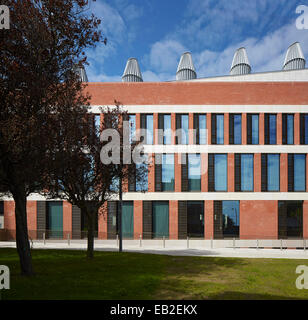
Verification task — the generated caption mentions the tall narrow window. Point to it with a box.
[222,201,239,238]
[282,114,294,145]
[193,114,207,145]
[214,154,227,191]
[94,114,101,137]
[188,154,201,191]
[247,114,259,144]
[216,115,224,144]
[140,114,153,144]
[267,154,280,191]
[300,114,308,145]
[163,114,171,145]
[289,154,306,192]
[241,154,254,191]
[128,114,136,143]
[136,157,148,192]
[176,114,189,144]
[162,154,174,191]
[229,114,242,144]
[265,114,277,144]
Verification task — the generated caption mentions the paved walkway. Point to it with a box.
[1,241,308,259]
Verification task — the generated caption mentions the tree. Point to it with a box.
[44,104,148,258]
[0,0,105,275]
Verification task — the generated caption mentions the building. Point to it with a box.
[1,42,308,241]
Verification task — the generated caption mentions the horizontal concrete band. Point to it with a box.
[3,192,308,201]
[90,105,308,114]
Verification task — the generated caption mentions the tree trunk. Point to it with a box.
[12,188,34,276]
[86,210,94,259]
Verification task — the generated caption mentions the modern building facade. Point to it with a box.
[1,42,308,241]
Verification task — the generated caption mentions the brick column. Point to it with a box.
[306,154,308,192]
[277,113,282,145]
[228,153,234,192]
[294,113,300,145]
[153,113,158,145]
[27,201,37,239]
[259,113,264,145]
[174,153,181,192]
[207,113,211,145]
[189,113,194,145]
[204,200,214,239]
[303,201,308,239]
[171,113,176,145]
[254,153,261,192]
[224,113,229,145]
[134,200,143,239]
[63,201,72,239]
[201,153,208,192]
[169,200,178,239]
[4,201,15,239]
[148,153,155,192]
[242,113,247,145]
[98,202,107,239]
[280,154,288,192]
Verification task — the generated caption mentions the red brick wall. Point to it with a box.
[27,201,37,239]
[228,153,234,192]
[98,202,107,239]
[169,200,178,239]
[201,153,208,192]
[174,154,181,192]
[240,200,278,239]
[63,201,72,239]
[280,154,288,192]
[303,201,308,239]
[294,113,300,145]
[134,200,143,239]
[224,113,229,145]
[4,201,15,238]
[204,200,214,239]
[242,113,247,145]
[254,154,261,192]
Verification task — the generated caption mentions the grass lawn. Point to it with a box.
[1,248,308,300]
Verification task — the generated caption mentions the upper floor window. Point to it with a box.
[247,114,259,145]
[300,114,308,145]
[176,114,189,145]
[211,114,224,145]
[264,114,277,145]
[235,154,254,191]
[282,114,294,145]
[208,154,227,191]
[261,154,280,191]
[162,154,174,191]
[158,114,171,145]
[229,114,242,145]
[128,114,136,143]
[194,114,207,144]
[288,154,306,192]
[188,154,201,191]
[140,114,153,144]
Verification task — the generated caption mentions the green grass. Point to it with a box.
[1,248,308,300]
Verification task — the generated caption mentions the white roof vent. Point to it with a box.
[122,58,143,82]
[230,47,251,75]
[75,66,88,82]
[176,52,197,80]
[283,42,306,71]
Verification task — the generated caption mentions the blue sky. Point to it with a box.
[85,0,308,82]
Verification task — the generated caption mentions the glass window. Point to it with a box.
[188,154,201,191]
[146,115,153,145]
[181,114,189,145]
[122,202,134,238]
[94,114,101,137]
[294,154,306,191]
[216,115,224,144]
[222,201,239,237]
[267,154,280,191]
[152,202,169,238]
[287,115,294,145]
[162,154,174,191]
[269,114,277,144]
[136,158,148,192]
[199,115,207,145]
[128,114,136,143]
[234,115,242,144]
[252,114,259,144]
[241,154,253,191]
[163,115,171,145]
[214,154,227,191]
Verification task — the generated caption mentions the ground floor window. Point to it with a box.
[46,201,63,238]
[187,201,204,238]
[152,201,169,238]
[278,201,303,238]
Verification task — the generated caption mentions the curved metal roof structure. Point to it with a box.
[230,47,251,76]
[122,58,143,82]
[176,52,197,80]
[283,42,306,71]
[75,66,88,82]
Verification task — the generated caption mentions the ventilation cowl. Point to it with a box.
[230,47,251,75]
[75,66,88,82]
[283,42,306,71]
[176,52,197,80]
[122,58,143,82]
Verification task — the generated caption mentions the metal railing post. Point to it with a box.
[280,239,283,251]
[163,236,165,248]
[233,237,235,249]
[187,236,189,249]
[116,234,119,247]
[67,233,70,246]
[43,232,46,245]
[139,234,142,247]
[211,237,213,249]
[304,239,306,252]
[257,239,259,250]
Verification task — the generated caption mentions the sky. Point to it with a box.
[84,0,308,82]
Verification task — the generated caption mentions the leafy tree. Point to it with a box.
[0,0,105,275]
